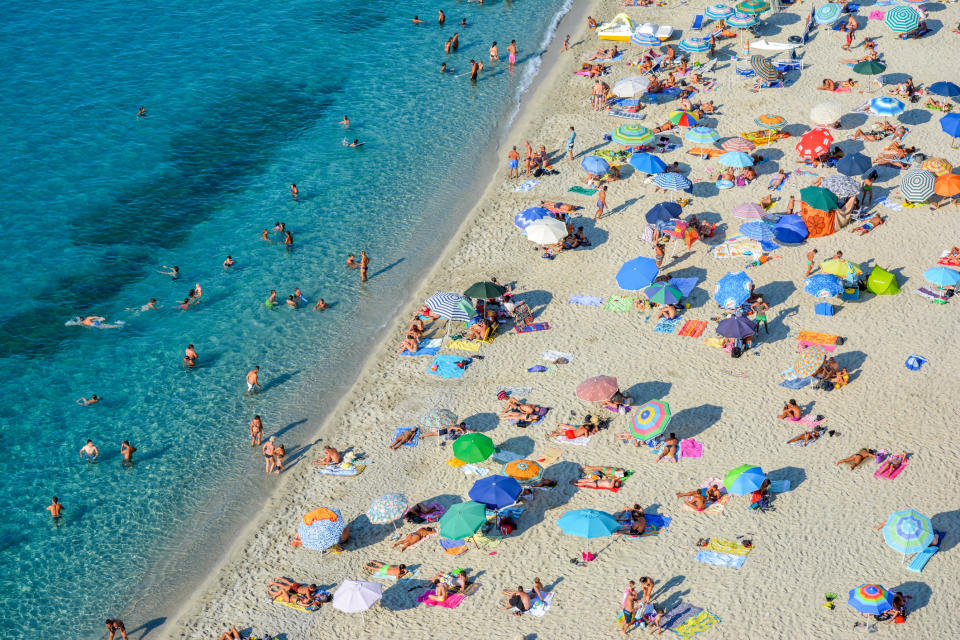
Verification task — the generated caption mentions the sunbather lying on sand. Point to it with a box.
[587,46,619,60]
[768,169,787,190]
[432,569,470,592]
[924,97,953,111]
[501,396,542,418]
[571,476,623,489]
[363,561,409,578]
[218,628,242,640]
[836,448,876,470]
[787,426,825,445]
[580,465,628,478]
[421,422,470,439]
[676,485,722,510]
[405,503,442,522]
[392,526,436,551]
[389,427,419,449]
[540,200,579,213]
[614,503,647,534]
[549,422,598,439]
[778,399,802,421]
[268,578,317,603]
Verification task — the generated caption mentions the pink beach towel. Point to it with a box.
[869,10,885,19]
[875,456,908,480]
[797,339,837,353]
[417,591,467,608]
[680,439,703,459]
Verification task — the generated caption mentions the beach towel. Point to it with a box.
[674,611,722,640]
[541,350,575,363]
[703,337,725,348]
[780,376,813,389]
[768,173,790,190]
[417,591,467,609]
[439,537,469,556]
[797,330,840,345]
[496,386,533,398]
[593,53,624,62]
[869,10,885,19]
[695,551,747,568]
[915,287,949,304]
[515,322,550,333]
[604,295,635,312]
[461,464,491,477]
[622,513,673,538]
[678,320,708,338]
[569,295,604,306]
[568,185,597,195]
[907,532,943,573]
[669,277,699,297]
[513,180,540,192]
[446,338,482,352]
[317,464,365,477]
[446,457,466,468]
[705,539,752,556]
[428,354,470,379]
[401,338,442,356]
[875,456,908,479]
[679,438,703,459]
[527,592,554,617]
[660,602,705,632]
[938,258,960,267]
[654,317,682,333]
[878,197,903,211]
[608,108,648,120]
[537,447,563,466]
[554,435,593,446]
[371,567,420,582]
[393,427,419,447]
[273,595,320,612]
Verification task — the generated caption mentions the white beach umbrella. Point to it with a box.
[810,102,842,126]
[613,76,651,98]
[525,218,568,244]
[333,580,382,614]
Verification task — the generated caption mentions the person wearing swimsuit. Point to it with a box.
[263,437,276,473]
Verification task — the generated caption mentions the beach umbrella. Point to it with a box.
[739,221,775,241]
[869,97,904,118]
[723,465,766,495]
[800,186,839,210]
[367,493,409,525]
[884,5,920,32]
[718,151,754,168]
[714,271,753,309]
[853,60,886,76]
[581,155,610,175]
[525,218,568,244]
[438,501,487,539]
[935,173,960,196]
[836,153,872,176]
[630,153,667,175]
[513,206,550,229]
[722,137,756,152]
[732,202,766,219]
[652,172,692,191]
[631,31,661,46]
[883,509,934,555]
[848,584,893,615]
[821,174,860,199]
[930,81,960,98]
[750,55,778,83]
[613,76,651,98]
[940,113,960,145]
[629,399,672,441]
[736,0,770,14]
[469,475,522,510]
[644,282,683,305]
[774,214,808,243]
[686,126,720,145]
[679,37,711,53]
[867,266,900,295]
[727,12,758,27]
[810,101,842,125]
[418,408,458,432]
[452,433,495,463]
[755,113,786,130]
[668,110,699,127]
[804,273,844,298]
[924,267,960,288]
[795,128,833,160]
[792,344,826,377]
[465,281,506,299]
[298,507,345,551]
[820,258,862,282]
[612,124,654,146]
[576,375,619,402]
[716,315,757,339]
[814,3,842,24]
[616,256,659,290]
[901,169,936,202]
[424,292,473,322]
[920,157,952,177]
[557,509,620,538]
[705,3,734,19]
[333,580,382,614]
[503,459,543,484]
[645,202,682,224]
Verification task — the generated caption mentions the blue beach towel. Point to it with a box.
[569,295,604,306]
[695,551,747,568]
[654,317,682,333]
[428,355,470,379]
[401,338,442,356]
[595,53,624,62]
[907,532,944,572]
[393,427,420,447]
[780,376,812,389]
[660,602,705,632]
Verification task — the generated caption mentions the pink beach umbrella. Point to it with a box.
[722,137,756,152]
[576,376,619,402]
[731,202,766,219]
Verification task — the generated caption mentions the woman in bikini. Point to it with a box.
[676,485,722,510]
[549,422,597,439]
[615,503,646,534]
[571,477,623,489]
[655,433,679,463]
[363,561,408,578]
[836,448,876,470]
[778,399,802,421]
[787,426,825,445]
[392,527,436,551]
[501,396,542,418]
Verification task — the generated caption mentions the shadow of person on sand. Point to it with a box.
[128,617,166,640]
[890,580,933,613]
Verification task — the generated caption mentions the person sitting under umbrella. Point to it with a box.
[391,526,436,551]
[604,389,632,413]
[676,485,722,510]
[652,303,679,321]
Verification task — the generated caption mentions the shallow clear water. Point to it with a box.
[0,0,570,636]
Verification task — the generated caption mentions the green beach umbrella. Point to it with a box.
[853,60,886,76]
[800,186,839,211]
[723,464,766,495]
[452,433,495,463]
[644,282,683,305]
[736,0,770,15]
[882,509,934,555]
[464,281,506,299]
[438,501,487,539]
[611,124,654,146]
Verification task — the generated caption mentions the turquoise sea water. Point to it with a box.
[0,0,571,636]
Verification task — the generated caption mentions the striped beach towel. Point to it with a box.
[678,320,708,337]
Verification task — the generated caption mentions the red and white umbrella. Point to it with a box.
[795,128,834,160]
[721,137,756,152]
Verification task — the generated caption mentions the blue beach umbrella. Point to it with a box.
[686,126,720,145]
[923,267,960,288]
[882,509,934,555]
[870,97,905,118]
[815,3,842,25]
[884,5,920,32]
[804,274,844,298]
[468,475,522,510]
[557,509,620,539]
[773,214,809,243]
[630,153,667,174]
[930,81,960,98]
[739,221,775,242]
[514,206,550,229]
[705,3,734,19]
[631,31,661,46]
[298,507,345,551]
[617,256,659,290]
[653,172,692,191]
[714,271,753,309]
[645,202,682,224]
[716,315,757,338]
[836,153,872,176]
[581,155,610,175]
[679,37,710,53]
[723,464,766,495]
[718,151,754,168]
[940,113,960,142]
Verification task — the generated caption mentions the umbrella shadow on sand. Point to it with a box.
[900,109,932,127]
[890,581,933,613]
[518,289,553,319]
[463,411,499,433]
[767,466,807,492]
[835,350,867,383]
[931,508,960,552]
[624,381,673,405]
[380,570,426,611]
[498,435,537,458]
[756,280,796,308]
[668,403,722,439]
[518,461,581,533]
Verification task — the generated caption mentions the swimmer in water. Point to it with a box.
[120,441,137,467]
[343,139,362,147]
[340,115,349,127]
[46,497,64,527]
[250,415,263,447]
[179,298,190,311]
[246,366,262,395]
[438,9,445,23]
[274,221,283,232]
[286,295,298,309]
[294,288,306,303]
[266,290,278,307]
[313,298,327,310]
[77,395,100,405]
[490,41,499,61]
[158,265,180,280]
[347,254,358,269]
[79,316,106,327]
[440,62,454,73]
[460,18,467,26]
[290,183,298,199]
[470,60,479,81]
[223,256,235,268]
[137,107,146,118]
[261,228,270,241]
[284,230,293,249]
[143,298,158,310]
[412,15,424,23]
[452,32,460,50]
[185,344,198,365]
[81,439,99,461]
[192,282,203,302]
[183,354,195,368]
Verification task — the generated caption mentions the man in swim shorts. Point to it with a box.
[500,586,531,616]
[81,439,99,461]
[805,249,817,277]
[360,250,369,282]
[507,146,520,179]
[120,441,136,466]
[246,366,262,395]
[46,496,64,526]
[620,587,637,634]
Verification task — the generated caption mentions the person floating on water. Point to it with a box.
[77,394,100,405]
[412,15,424,24]
[120,441,136,467]
[46,496,64,527]
[158,265,180,280]
[81,439,99,462]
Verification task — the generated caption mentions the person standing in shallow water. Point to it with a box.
[360,251,370,282]
[507,40,518,67]
[46,497,64,527]
[120,441,137,467]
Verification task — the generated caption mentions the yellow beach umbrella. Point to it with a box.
[920,157,953,177]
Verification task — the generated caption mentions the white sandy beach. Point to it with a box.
[164,1,960,638]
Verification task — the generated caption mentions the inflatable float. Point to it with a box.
[597,13,635,41]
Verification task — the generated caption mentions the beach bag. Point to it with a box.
[894,614,905,624]
[499,518,516,536]
[731,346,743,358]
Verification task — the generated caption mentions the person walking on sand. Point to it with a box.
[567,126,576,161]
[805,249,818,277]
[507,40,517,67]
[507,146,520,179]
[46,496,64,527]
[120,441,137,467]
[245,366,262,395]
[595,185,607,220]
[786,195,795,215]
[263,436,276,473]
[250,415,263,447]
[360,250,369,282]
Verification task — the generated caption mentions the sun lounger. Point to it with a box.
[915,287,950,304]
[906,531,944,573]
[875,453,908,479]
[692,14,704,30]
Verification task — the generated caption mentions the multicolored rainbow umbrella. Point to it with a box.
[705,3,734,19]
[669,110,699,127]
[723,464,766,495]
[882,509,934,555]
[920,157,952,177]
[629,400,671,441]
[848,584,893,615]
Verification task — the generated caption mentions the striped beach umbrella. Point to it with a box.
[424,292,474,322]
[848,585,893,615]
[613,76,651,97]
[739,221,775,241]
[298,507,345,551]
[792,344,826,377]
[653,172,692,191]
[814,3,842,24]
[679,37,710,53]
[669,110,699,127]
[755,113,786,130]
[686,126,720,144]
[705,3,734,19]
[503,459,543,484]
[727,12,758,27]
[718,151,754,168]
[367,494,409,525]
[630,153,667,174]
[795,128,833,160]
[644,282,683,305]
[870,96,905,118]
[452,433,495,463]
[736,0,769,14]
[419,408,458,432]
[722,137,755,152]
[629,400,672,441]
[884,5,920,32]
[732,202,766,219]
[714,271,753,309]
[576,375,619,402]
[821,174,860,199]
[901,0,925,4]
[514,206,550,229]
[800,186,839,210]
[935,173,960,196]
[930,81,960,98]
[612,124,654,146]
[810,101,841,125]
[920,157,952,177]
[631,31,661,46]
[804,274,844,298]
[723,464,766,495]
[901,169,936,202]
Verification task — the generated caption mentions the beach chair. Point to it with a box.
[512,301,535,327]
[691,14,704,30]
[906,532,944,572]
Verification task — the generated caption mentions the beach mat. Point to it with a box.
[541,349,575,363]
[401,338,442,356]
[496,386,533,398]
[417,591,466,608]
[780,376,812,389]
[568,185,597,195]
[608,108,648,120]
[569,295,604,306]
[428,354,470,379]
[679,438,703,459]
[654,317,682,333]
[604,295,635,312]
[674,610,722,639]
[537,447,563,466]
[393,426,419,447]
[695,551,747,568]
[678,320,708,337]
[513,179,540,192]
[273,595,319,612]
[554,435,593,446]
[515,322,551,333]
[623,513,672,538]
[661,602,705,632]
[318,464,365,477]
[705,539,752,556]
[527,591,554,617]
[446,338,482,352]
